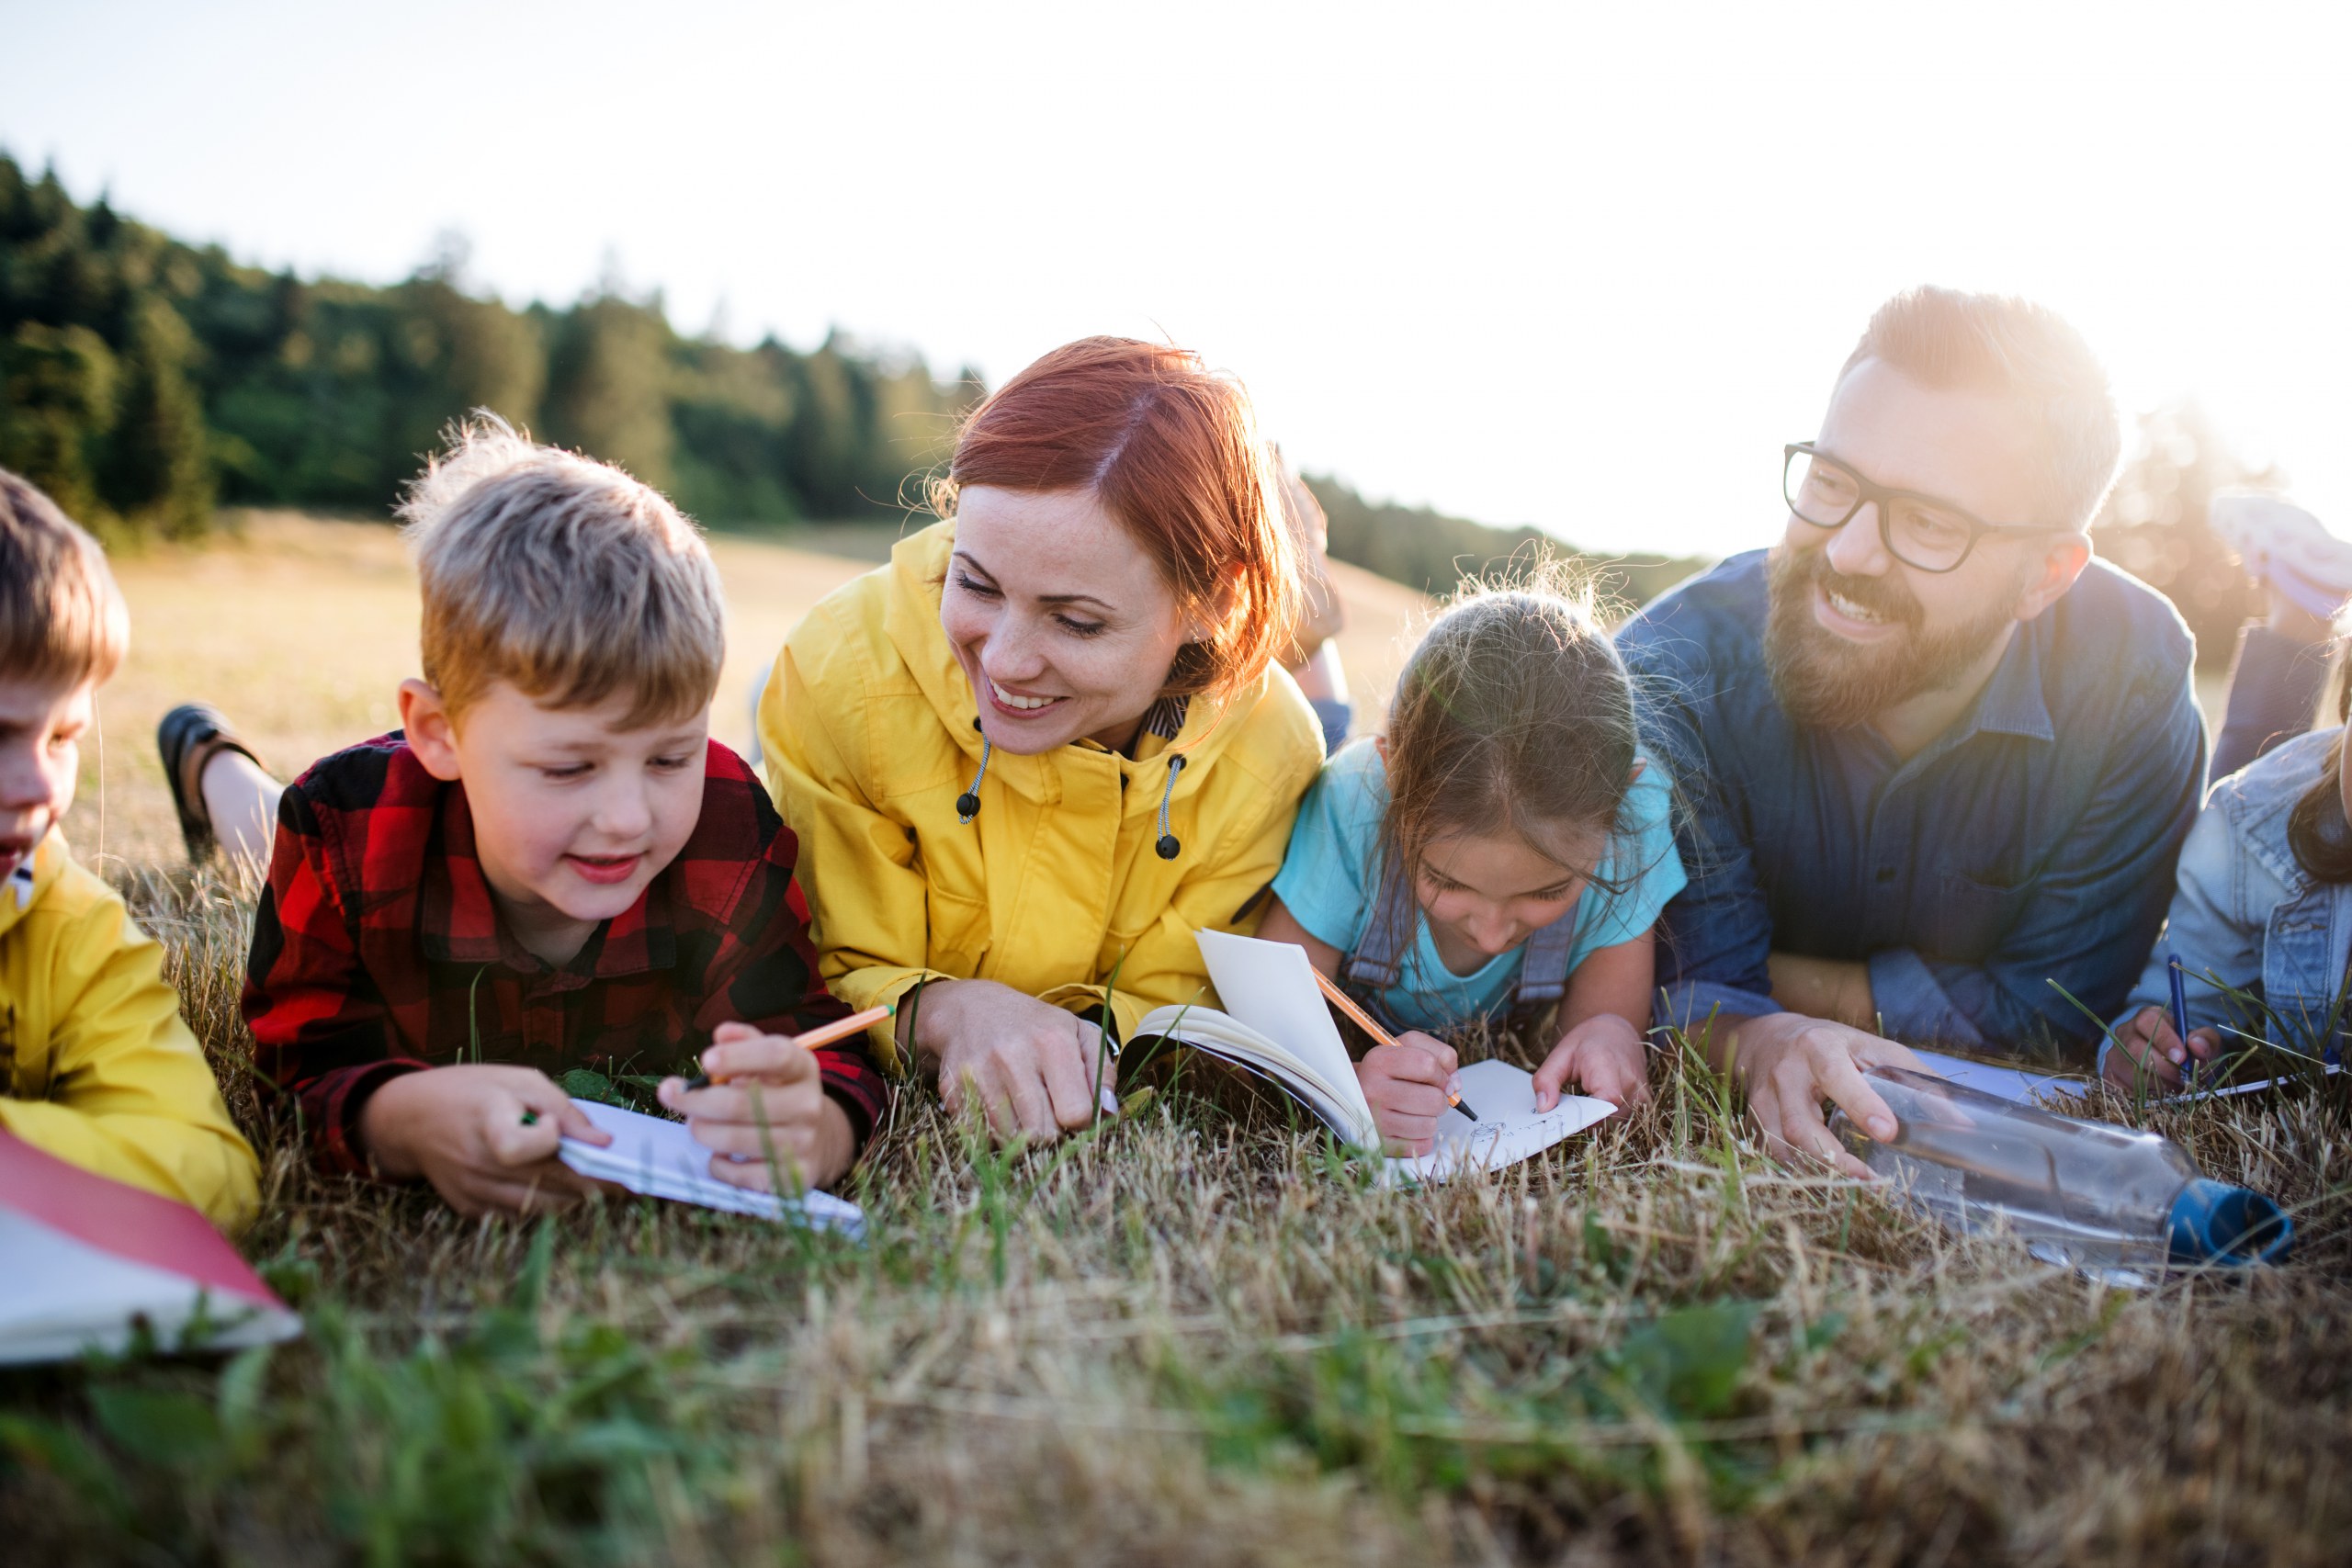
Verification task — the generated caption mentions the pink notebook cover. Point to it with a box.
[0,1130,283,1309]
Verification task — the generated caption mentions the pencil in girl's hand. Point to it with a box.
[682,1004,895,1090]
[1308,968,1481,1121]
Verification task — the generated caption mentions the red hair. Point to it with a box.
[939,337,1300,701]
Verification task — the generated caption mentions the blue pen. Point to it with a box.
[2166,953,2193,1089]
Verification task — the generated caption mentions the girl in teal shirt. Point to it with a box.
[1259,576,1685,1155]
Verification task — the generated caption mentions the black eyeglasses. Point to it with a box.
[1783,443,2064,574]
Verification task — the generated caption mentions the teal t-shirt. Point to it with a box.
[1268,741,1686,1032]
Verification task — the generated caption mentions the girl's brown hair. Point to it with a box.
[933,337,1300,701]
[1381,564,1648,897]
[2287,645,2352,883]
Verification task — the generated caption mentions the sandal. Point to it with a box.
[156,704,268,863]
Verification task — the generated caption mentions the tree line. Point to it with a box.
[1305,475,1703,608]
[0,152,2265,658]
[0,152,1710,606]
[0,154,976,540]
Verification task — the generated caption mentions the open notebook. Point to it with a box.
[1136,930,1616,1181]
[0,1131,302,1365]
[559,1100,865,1238]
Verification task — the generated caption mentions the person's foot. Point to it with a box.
[2211,491,2352,621]
[156,704,266,863]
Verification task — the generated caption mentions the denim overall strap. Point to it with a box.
[1340,873,1417,992]
[1512,895,1583,1009]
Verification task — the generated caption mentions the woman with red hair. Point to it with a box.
[759,338,1325,1142]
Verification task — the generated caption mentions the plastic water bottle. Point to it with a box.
[1828,1066,2292,1282]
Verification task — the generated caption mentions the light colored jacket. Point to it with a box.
[2109,726,2352,1069]
[759,520,1324,1065]
[0,834,260,1231]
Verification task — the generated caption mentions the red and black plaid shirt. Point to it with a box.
[244,734,887,1175]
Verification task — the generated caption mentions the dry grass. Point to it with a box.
[4,517,2346,1564]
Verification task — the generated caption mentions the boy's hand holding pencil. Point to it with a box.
[657,1006,889,1193]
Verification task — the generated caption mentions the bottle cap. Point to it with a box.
[2166,1179,2293,1266]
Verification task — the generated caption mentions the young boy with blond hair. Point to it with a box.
[171,419,880,1216]
[0,468,260,1232]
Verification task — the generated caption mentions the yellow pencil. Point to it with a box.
[683,1004,894,1089]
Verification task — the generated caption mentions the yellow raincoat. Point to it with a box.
[0,834,260,1231]
[760,520,1324,1066]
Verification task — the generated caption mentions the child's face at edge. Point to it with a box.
[400,679,709,955]
[0,673,95,882]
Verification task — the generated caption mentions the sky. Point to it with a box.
[5,0,2348,559]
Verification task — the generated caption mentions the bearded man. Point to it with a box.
[1616,287,2204,1171]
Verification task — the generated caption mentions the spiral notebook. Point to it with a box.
[1136,930,1617,1181]
[558,1100,865,1238]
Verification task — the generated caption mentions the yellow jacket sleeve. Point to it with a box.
[0,881,261,1234]
[763,637,943,1071]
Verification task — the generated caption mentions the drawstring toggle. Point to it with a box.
[1154,754,1187,860]
[956,733,993,824]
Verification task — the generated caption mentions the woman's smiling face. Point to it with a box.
[939,485,1193,755]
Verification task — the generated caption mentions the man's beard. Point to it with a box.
[1764,547,2021,731]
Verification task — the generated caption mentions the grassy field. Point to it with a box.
[77,511,1430,872]
[4,517,2346,1565]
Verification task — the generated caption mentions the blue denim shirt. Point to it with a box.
[2108,726,2352,1070]
[1617,549,2205,1063]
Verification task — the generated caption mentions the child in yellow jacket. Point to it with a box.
[0,468,259,1232]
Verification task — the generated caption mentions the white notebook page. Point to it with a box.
[560,1100,865,1237]
[1387,1058,1614,1183]
[1195,928,1379,1139]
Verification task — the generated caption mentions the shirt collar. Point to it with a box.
[1141,694,1191,740]
[417,782,678,978]
[1962,620,2057,744]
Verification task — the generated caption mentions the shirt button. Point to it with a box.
[1874,866,1897,884]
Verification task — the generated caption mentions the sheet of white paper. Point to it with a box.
[0,1209,301,1364]
[1913,1046,2345,1105]
[559,1100,865,1238]
[2174,1057,2344,1101]
[1194,929,1376,1137]
[1385,1059,1615,1183]
[1909,1048,2082,1104]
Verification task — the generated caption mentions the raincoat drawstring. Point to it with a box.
[956,731,993,824]
[956,723,1186,862]
[1154,754,1186,860]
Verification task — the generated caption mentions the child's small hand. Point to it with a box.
[357,1064,613,1217]
[1357,1029,1459,1156]
[2103,1005,2222,1091]
[1532,1014,1651,1111]
[658,1021,855,1192]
